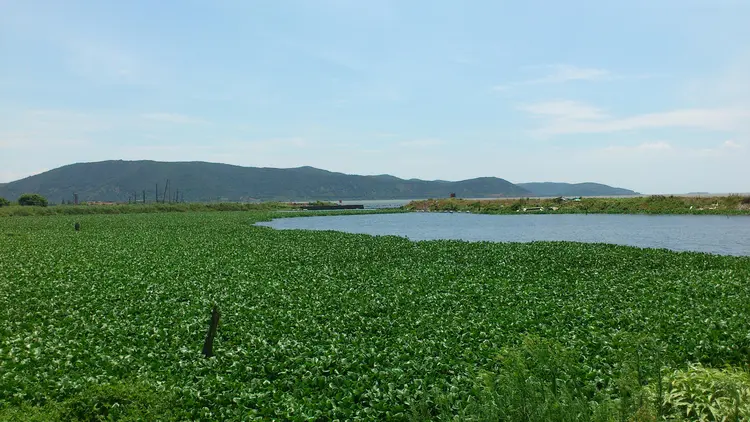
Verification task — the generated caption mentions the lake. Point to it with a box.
[258,212,750,256]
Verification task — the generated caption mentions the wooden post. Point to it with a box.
[155,184,159,203]
[74,222,80,231]
[202,306,220,358]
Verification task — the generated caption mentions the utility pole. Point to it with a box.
[155,184,159,203]
[163,179,169,204]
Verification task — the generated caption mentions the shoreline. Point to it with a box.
[405,195,750,216]
[3,194,750,217]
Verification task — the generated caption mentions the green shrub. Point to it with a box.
[17,194,48,207]
[658,363,750,421]
[0,381,180,421]
[456,336,634,421]
[59,381,178,421]
[0,197,10,207]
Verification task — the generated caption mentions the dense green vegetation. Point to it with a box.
[408,195,750,215]
[17,193,48,207]
[0,202,292,217]
[518,182,638,197]
[1,212,749,420]
[0,197,10,207]
[0,160,530,202]
[0,202,407,217]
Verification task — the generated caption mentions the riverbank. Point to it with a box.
[406,195,750,215]
[0,202,292,217]
[0,202,409,218]
[0,202,407,217]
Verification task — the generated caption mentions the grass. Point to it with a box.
[1,211,749,420]
[408,195,750,215]
[0,202,293,217]
[0,202,407,217]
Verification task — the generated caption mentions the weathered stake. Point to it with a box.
[74,222,80,232]
[202,306,220,358]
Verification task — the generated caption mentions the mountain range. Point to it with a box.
[517,182,638,198]
[0,160,638,203]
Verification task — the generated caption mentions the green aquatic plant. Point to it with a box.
[1,212,749,420]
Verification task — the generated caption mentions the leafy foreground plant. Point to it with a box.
[1,212,749,420]
[658,363,750,421]
[0,380,181,421]
[433,337,750,421]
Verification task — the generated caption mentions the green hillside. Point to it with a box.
[0,160,530,203]
[518,182,639,197]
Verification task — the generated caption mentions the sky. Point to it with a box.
[1,0,749,194]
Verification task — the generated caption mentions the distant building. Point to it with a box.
[449,193,456,198]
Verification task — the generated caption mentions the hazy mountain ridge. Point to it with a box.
[518,182,639,197]
[0,161,641,203]
[0,160,530,202]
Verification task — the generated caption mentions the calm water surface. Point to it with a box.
[258,213,750,256]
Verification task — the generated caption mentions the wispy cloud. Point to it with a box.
[142,113,208,125]
[723,139,743,149]
[373,132,400,138]
[526,64,612,84]
[519,100,750,136]
[0,109,111,149]
[493,64,613,91]
[602,141,673,153]
[0,168,49,183]
[113,138,312,166]
[64,40,145,84]
[398,138,446,148]
[598,139,744,158]
[518,100,609,120]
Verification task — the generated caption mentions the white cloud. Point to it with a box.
[372,132,400,138]
[142,113,208,124]
[493,64,613,91]
[528,64,611,84]
[602,141,673,153]
[597,139,747,160]
[684,53,750,108]
[0,109,111,149]
[0,168,48,183]
[64,41,145,84]
[520,100,750,136]
[398,138,446,148]
[723,139,743,149]
[518,100,609,120]
[120,138,309,157]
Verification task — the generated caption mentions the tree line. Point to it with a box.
[0,193,49,207]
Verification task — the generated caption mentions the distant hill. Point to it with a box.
[518,182,639,197]
[0,160,530,203]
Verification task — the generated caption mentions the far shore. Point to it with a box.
[405,195,750,216]
[3,193,750,217]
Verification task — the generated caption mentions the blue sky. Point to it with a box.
[1,0,749,193]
